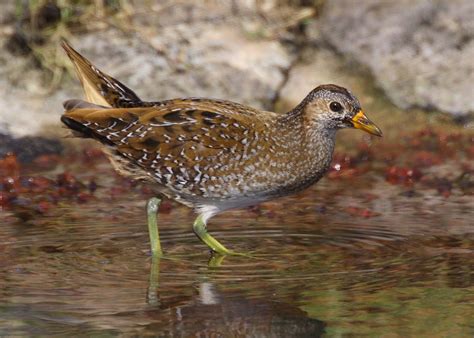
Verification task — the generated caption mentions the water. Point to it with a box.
[1,135,473,336]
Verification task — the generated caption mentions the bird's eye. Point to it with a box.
[329,102,343,113]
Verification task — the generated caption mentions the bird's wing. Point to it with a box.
[62,100,274,192]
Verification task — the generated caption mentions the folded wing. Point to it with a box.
[62,100,269,197]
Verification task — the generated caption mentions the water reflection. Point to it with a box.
[0,163,473,335]
[146,257,325,336]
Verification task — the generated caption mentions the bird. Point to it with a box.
[60,40,382,257]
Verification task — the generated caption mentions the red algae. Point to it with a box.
[385,166,423,185]
[57,172,83,195]
[37,200,52,214]
[345,206,379,218]
[328,150,369,180]
[412,151,442,168]
[0,151,102,217]
[32,154,60,170]
[159,200,173,214]
[0,192,11,207]
[0,153,20,178]
[0,127,472,219]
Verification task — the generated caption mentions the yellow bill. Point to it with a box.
[351,110,382,137]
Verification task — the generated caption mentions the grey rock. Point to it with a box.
[72,25,291,107]
[320,0,474,116]
[277,48,364,113]
[275,45,443,147]
[0,2,292,136]
[0,40,70,136]
[0,82,72,137]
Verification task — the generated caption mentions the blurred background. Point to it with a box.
[1,0,472,139]
[0,1,473,336]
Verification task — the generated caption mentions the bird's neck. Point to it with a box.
[302,119,337,177]
[277,111,337,157]
[269,113,336,189]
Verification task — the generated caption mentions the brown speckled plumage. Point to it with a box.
[61,41,381,253]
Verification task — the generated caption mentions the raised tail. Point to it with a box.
[61,40,142,108]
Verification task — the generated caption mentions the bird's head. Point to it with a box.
[301,84,382,137]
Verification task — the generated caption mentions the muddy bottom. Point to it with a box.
[1,128,473,336]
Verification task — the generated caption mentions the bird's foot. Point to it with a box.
[207,249,261,266]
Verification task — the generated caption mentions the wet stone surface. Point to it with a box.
[0,127,473,336]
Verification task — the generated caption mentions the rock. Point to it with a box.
[275,45,445,147]
[0,36,71,136]
[0,2,293,137]
[319,0,474,116]
[72,25,291,108]
[0,72,72,137]
[276,48,368,113]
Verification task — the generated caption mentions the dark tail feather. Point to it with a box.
[61,115,115,146]
[61,39,142,108]
[61,99,114,145]
[60,115,90,136]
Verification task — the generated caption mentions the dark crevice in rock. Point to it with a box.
[0,134,63,163]
[270,55,300,113]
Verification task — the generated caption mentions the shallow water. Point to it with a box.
[1,131,473,336]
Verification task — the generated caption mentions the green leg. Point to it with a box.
[193,214,233,255]
[147,197,162,257]
[147,255,161,305]
[208,254,227,267]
